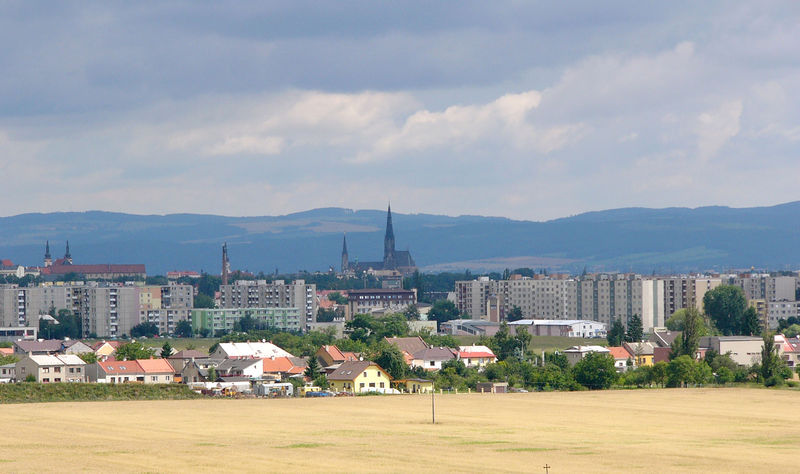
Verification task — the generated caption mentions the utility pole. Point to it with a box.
[431,387,436,424]
[543,464,551,474]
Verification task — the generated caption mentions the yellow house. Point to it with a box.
[395,378,434,394]
[327,361,392,393]
[623,342,656,367]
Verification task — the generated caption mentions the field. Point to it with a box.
[1,388,798,472]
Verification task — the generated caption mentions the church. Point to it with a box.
[341,205,417,276]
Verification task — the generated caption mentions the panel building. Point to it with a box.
[219,279,317,328]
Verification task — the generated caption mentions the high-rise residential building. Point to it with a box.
[191,307,302,335]
[731,275,796,302]
[219,279,317,328]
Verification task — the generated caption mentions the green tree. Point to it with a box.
[304,355,321,380]
[489,322,519,361]
[572,352,617,390]
[403,304,420,321]
[506,306,524,322]
[742,307,761,336]
[78,352,98,364]
[116,342,156,360]
[316,308,339,323]
[625,314,643,342]
[174,320,193,338]
[131,322,159,338]
[666,309,687,331]
[327,292,348,305]
[24,374,36,382]
[206,366,217,382]
[513,326,532,361]
[783,324,800,338]
[760,333,785,386]
[193,293,215,309]
[703,285,747,335]
[649,361,668,387]
[607,318,625,346]
[544,352,569,371]
[667,355,695,387]
[368,341,407,380]
[0,354,19,366]
[161,341,173,358]
[670,307,705,359]
[427,300,460,330]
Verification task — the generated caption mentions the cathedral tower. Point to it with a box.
[383,204,395,268]
[341,234,349,272]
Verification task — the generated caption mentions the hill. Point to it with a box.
[1,202,800,274]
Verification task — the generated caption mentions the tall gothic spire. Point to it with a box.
[341,234,349,272]
[45,240,51,259]
[383,203,395,265]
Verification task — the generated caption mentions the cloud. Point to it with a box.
[695,100,743,160]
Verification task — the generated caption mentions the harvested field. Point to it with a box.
[1,388,798,472]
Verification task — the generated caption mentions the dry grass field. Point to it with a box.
[1,387,798,473]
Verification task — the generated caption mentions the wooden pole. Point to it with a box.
[431,388,436,424]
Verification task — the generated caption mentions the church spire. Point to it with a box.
[222,242,230,286]
[383,203,395,266]
[64,240,72,264]
[341,234,349,273]
[44,241,52,267]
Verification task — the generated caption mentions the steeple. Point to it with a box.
[383,203,395,267]
[44,241,52,267]
[341,234,349,273]
[64,240,72,265]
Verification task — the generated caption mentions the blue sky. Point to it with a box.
[0,1,798,220]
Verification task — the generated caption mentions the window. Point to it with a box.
[360,383,365,388]
[152,376,158,381]
[42,367,49,373]
[55,367,61,373]
[369,383,375,388]
[380,382,385,388]
[42,378,49,383]
[430,361,435,367]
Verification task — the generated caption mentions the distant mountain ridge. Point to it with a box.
[1,202,799,275]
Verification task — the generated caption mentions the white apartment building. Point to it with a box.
[219,279,317,327]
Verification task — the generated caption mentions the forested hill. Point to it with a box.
[1,202,799,275]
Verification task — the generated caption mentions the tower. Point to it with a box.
[64,240,72,265]
[44,240,52,267]
[383,204,395,269]
[222,242,230,286]
[341,234,349,273]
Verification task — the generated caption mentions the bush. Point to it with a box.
[0,383,202,404]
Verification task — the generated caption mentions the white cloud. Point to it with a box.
[695,100,743,160]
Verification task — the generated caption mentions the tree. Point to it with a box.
[25,374,36,382]
[174,320,193,338]
[161,341,173,358]
[116,342,156,360]
[784,324,800,338]
[742,307,761,336]
[625,314,643,342]
[131,322,159,338]
[513,326,532,361]
[607,319,625,346]
[78,352,98,364]
[427,300,460,330]
[403,304,420,321]
[193,293,215,309]
[327,292,348,305]
[703,285,747,335]
[649,361,668,387]
[572,352,617,390]
[760,333,785,386]
[490,322,518,361]
[368,341,407,380]
[670,307,704,359]
[666,309,687,331]
[304,356,321,380]
[506,306,524,322]
[667,355,696,387]
[206,366,218,382]
[316,308,339,323]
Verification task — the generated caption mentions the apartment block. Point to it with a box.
[191,307,302,335]
[219,280,317,327]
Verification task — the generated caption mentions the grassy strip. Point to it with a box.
[0,383,202,404]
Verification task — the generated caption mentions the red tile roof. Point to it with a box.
[607,346,632,360]
[458,351,496,359]
[137,358,174,373]
[99,360,142,374]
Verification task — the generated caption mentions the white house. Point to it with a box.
[508,319,607,338]
[411,347,456,371]
[210,342,293,360]
[457,345,497,369]
[216,358,264,379]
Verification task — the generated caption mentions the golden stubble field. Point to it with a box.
[1,388,798,473]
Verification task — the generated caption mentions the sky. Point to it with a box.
[0,1,798,221]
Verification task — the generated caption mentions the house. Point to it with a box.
[476,382,508,393]
[327,360,393,393]
[607,346,632,372]
[508,319,607,338]
[180,359,224,385]
[167,350,209,372]
[563,346,610,366]
[649,329,681,348]
[699,336,764,366]
[623,342,656,367]
[395,378,434,393]
[778,336,800,369]
[385,336,430,365]
[0,347,13,356]
[216,358,264,379]
[262,356,307,380]
[14,339,65,355]
[88,360,145,383]
[0,363,15,382]
[315,345,358,368]
[457,345,497,369]
[16,354,86,382]
[137,358,175,383]
[92,340,123,358]
[653,347,672,364]
[411,347,456,371]
[62,340,94,354]
[210,342,293,360]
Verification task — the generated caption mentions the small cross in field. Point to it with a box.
[543,464,551,474]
